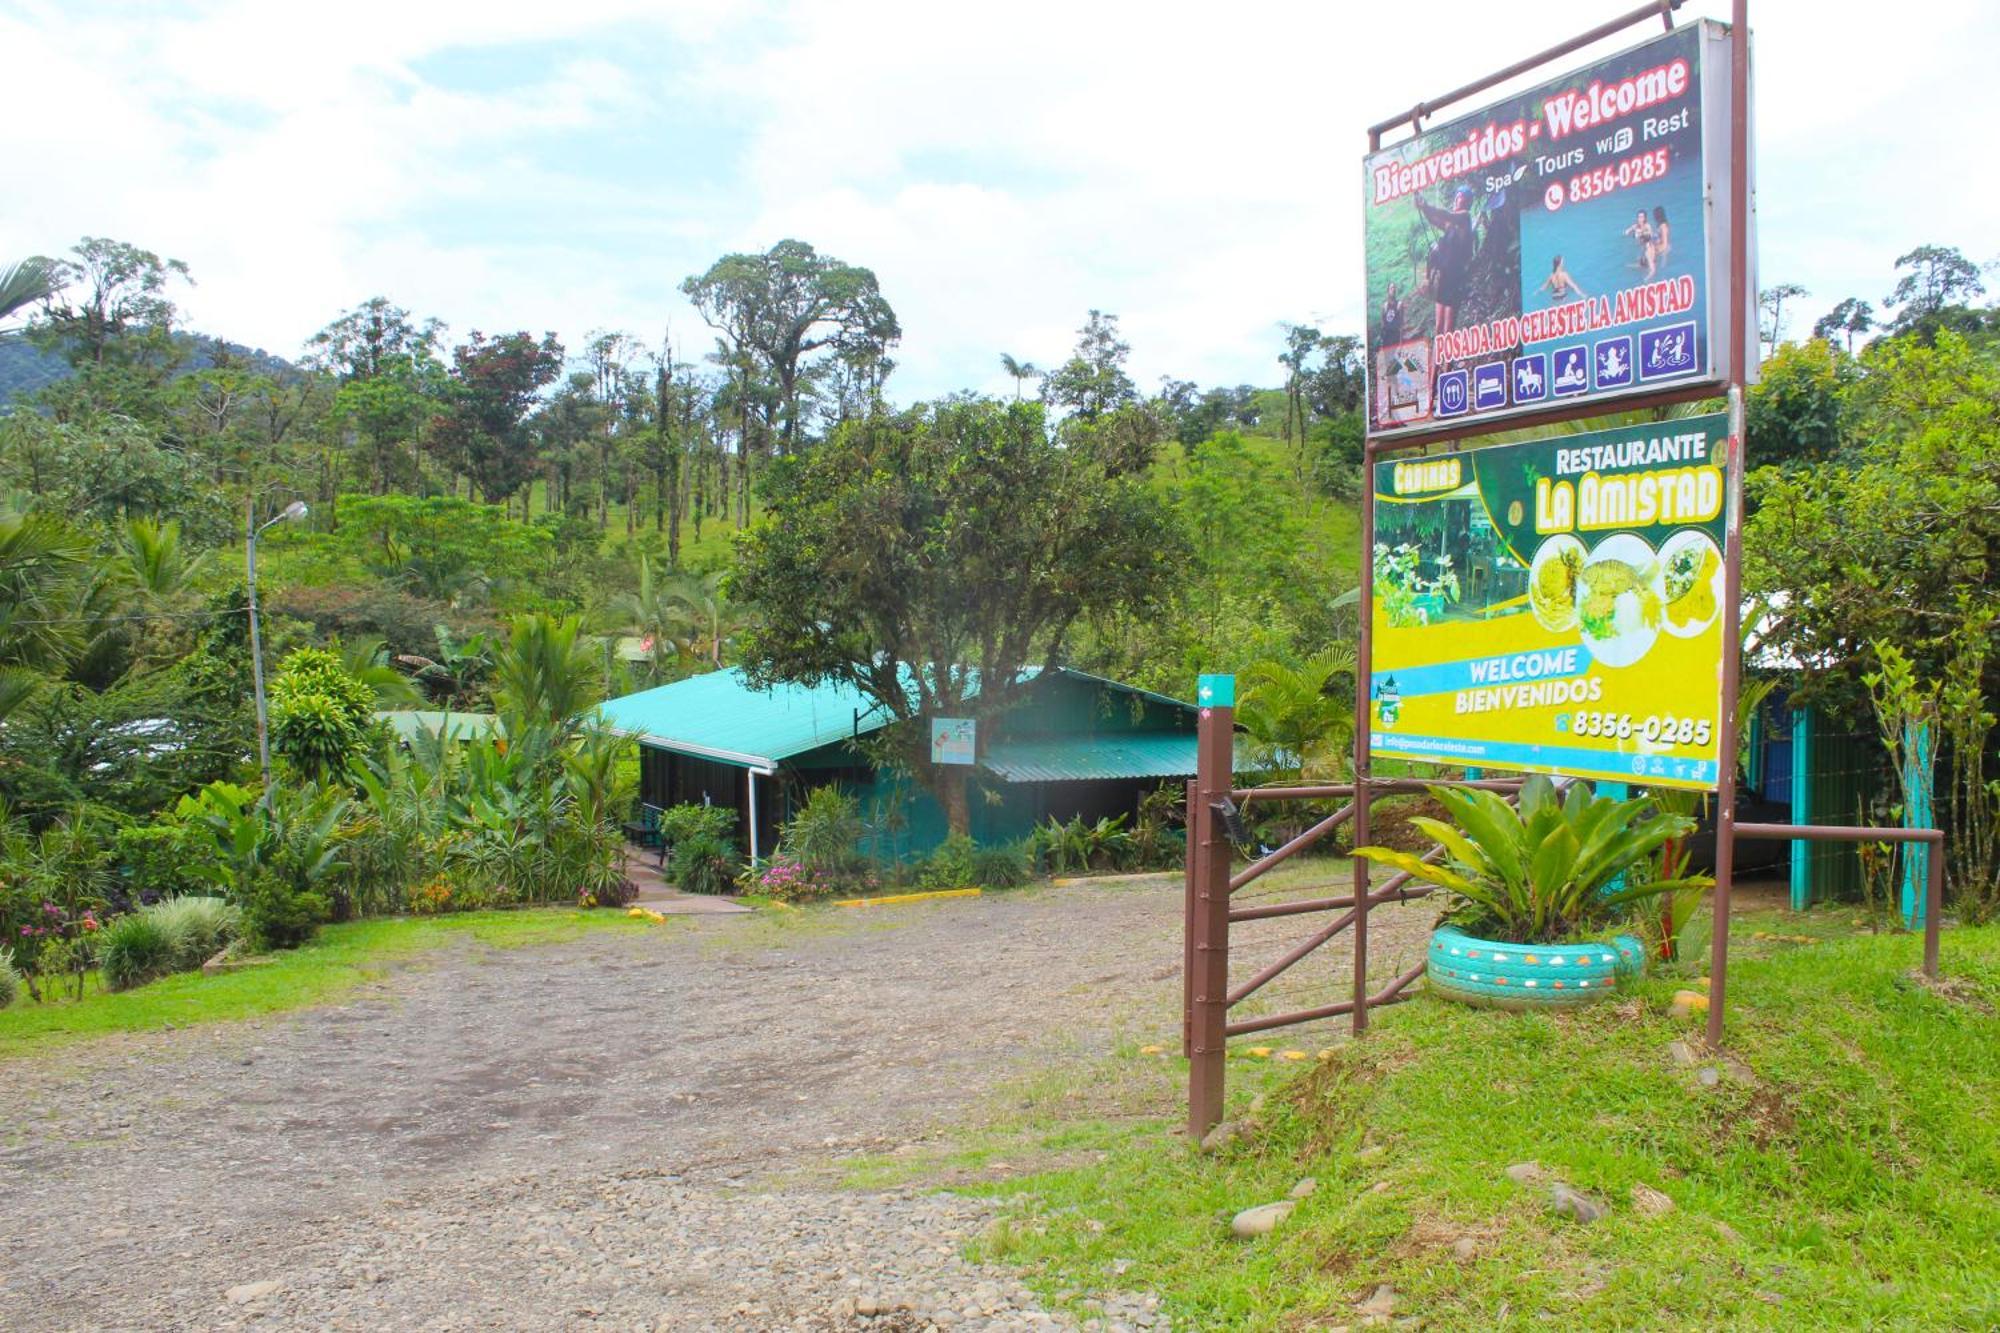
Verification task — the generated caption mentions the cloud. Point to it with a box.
[3,0,1993,395]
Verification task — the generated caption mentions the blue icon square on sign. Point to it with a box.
[1638,320,1698,381]
[1435,369,1469,417]
[1511,353,1548,404]
[1551,346,1589,396]
[1593,335,1634,390]
[1472,362,1507,411]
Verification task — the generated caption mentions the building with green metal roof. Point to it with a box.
[597,666,1219,859]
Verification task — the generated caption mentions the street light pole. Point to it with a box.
[246,498,308,796]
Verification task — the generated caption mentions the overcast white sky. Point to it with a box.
[4,0,1993,399]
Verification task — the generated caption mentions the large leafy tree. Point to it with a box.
[1884,243,1989,341]
[311,298,447,495]
[680,239,899,453]
[732,399,1186,833]
[430,331,564,505]
[1745,338,1856,469]
[1040,310,1136,423]
[1745,331,2000,712]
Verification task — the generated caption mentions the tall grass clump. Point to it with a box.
[150,896,240,969]
[97,897,242,991]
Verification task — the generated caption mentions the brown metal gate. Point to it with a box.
[1179,696,1526,1137]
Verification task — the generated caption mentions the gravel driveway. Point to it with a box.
[0,873,1432,1331]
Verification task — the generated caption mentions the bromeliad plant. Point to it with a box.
[1352,776,1711,945]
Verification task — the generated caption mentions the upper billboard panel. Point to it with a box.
[1363,21,1741,437]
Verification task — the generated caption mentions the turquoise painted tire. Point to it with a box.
[1427,926,1644,1010]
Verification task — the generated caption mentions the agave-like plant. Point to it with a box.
[1352,775,1711,944]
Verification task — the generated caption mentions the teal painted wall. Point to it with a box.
[773,672,1195,860]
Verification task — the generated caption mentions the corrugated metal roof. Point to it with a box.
[980,732,1200,783]
[376,710,504,743]
[596,666,1205,775]
[595,669,886,771]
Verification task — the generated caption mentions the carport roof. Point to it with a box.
[596,668,884,772]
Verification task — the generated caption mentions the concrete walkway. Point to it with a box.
[622,848,753,914]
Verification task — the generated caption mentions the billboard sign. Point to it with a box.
[1363,21,1747,437]
[1367,413,1730,789]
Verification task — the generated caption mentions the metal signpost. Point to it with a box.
[1185,0,1944,1139]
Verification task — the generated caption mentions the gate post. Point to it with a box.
[1188,675,1235,1140]
[1181,778,1197,1059]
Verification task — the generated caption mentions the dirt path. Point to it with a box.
[0,875,1432,1331]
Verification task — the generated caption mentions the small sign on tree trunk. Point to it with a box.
[930,717,976,765]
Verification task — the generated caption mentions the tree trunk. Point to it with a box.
[932,762,971,837]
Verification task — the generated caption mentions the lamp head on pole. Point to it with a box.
[257,500,310,536]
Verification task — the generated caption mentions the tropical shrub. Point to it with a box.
[747,853,845,903]
[1027,813,1134,876]
[148,895,239,969]
[240,870,330,951]
[1351,776,1709,945]
[969,841,1032,890]
[657,802,735,852]
[784,786,866,875]
[268,647,380,781]
[114,822,221,904]
[673,831,738,896]
[0,955,17,1008]
[97,910,175,990]
[919,832,978,889]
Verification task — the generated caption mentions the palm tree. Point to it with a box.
[999,353,1040,402]
[0,508,93,726]
[119,517,207,601]
[662,569,738,668]
[494,612,602,739]
[1236,643,1360,780]
[0,257,55,330]
[336,637,425,708]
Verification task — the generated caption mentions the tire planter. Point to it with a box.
[1427,925,1645,1010]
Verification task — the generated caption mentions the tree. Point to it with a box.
[1040,310,1136,422]
[1277,323,1321,470]
[1745,338,1855,469]
[311,299,446,494]
[333,493,551,605]
[680,239,899,453]
[268,647,379,781]
[999,353,1039,401]
[31,237,191,369]
[1811,297,1875,353]
[494,613,602,739]
[1758,282,1809,353]
[1884,244,1988,340]
[430,331,564,504]
[731,399,1186,834]
[1236,644,1358,780]
[1745,331,2000,715]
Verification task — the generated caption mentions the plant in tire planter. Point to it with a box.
[1352,776,1709,1009]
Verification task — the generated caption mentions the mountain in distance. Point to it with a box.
[0,332,304,410]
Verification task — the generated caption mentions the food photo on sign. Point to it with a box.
[1362,20,1748,435]
[1367,414,1729,789]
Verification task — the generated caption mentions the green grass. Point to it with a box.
[0,908,657,1059]
[906,914,2000,1330]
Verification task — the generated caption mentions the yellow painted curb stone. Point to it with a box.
[834,888,983,908]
